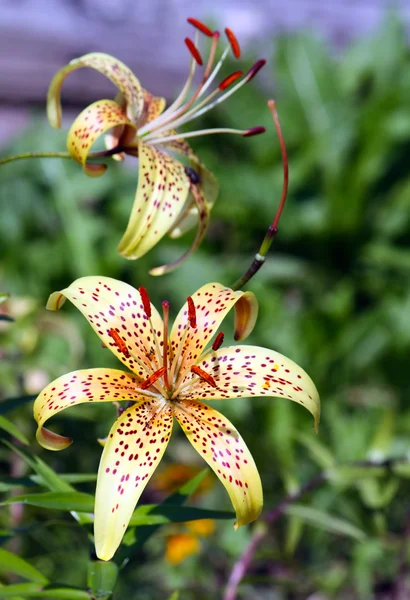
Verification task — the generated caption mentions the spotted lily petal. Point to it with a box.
[168,159,219,239]
[170,283,258,379]
[33,368,142,450]
[174,400,262,529]
[47,52,145,128]
[186,346,320,431]
[149,182,210,276]
[67,100,136,176]
[144,91,167,124]
[95,400,173,561]
[46,276,164,375]
[117,141,191,259]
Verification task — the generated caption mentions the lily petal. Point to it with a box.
[174,399,262,529]
[47,52,145,128]
[46,276,164,375]
[95,400,173,561]
[33,368,143,451]
[117,141,190,259]
[149,182,210,276]
[170,283,258,378]
[186,346,320,432]
[168,158,219,240]
[144,91,167,124]
[67,99,136,177]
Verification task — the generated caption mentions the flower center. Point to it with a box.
[134,287,220,400]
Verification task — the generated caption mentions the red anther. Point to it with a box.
[243,126,266,137]
[187,296,197,329]
[108,329,130,358]
[225,27,241,58]
[191,365,217,388]
[140,367,166,390]
[138,286,151,318]
[219,70,243,91]
[246,59,266,81]
[185,37,203,66]
[212,331,225,351]
[187,17,213,37]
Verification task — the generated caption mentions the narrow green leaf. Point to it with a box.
[0,548,48,584]
[129,504,234,526]
[23,589,90,599]
[87,560,118,599]
[167,593,179,600]
[0,416,29,445]
[0,582,42,597]
[285,505,366,541]
[2,492,94,512]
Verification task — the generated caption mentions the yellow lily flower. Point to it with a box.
[33,276,320,561]
[47,18,267,274]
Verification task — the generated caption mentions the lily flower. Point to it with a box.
[33,276,320,561]
[47,18,267,274]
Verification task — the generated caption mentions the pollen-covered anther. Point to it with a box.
[191,365,217,388]
[184,38,203,66]
[224,27,241,58]
[108,329,130,358]
[219,71,243,91]
[140,367,166,390]
[246,59,267,82]
[187,296,197,329]
[242,126,266,138]
[138,286,152,318]
[187,17,214,37]
[212,331,225,351]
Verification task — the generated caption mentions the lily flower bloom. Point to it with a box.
[47,18,266,274]
[33,276,320,561]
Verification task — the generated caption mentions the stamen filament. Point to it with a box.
[162,300,170,390]
[146,127,251,146]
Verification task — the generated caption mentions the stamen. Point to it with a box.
[225,27,241,58]
[246,59,266,82]
[187,296,197,328]
[162,300,170,390]
[212,331,225,351]
[108,329,130,358]
[184,38,203,66]
[138,286,151,318]
[219,71,243,91]
[146,127,251,146]
[191,365,217,388]
[140,367,166,390]
[187,17,213,37]
[242,126,266,137]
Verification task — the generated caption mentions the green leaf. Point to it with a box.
[3,492,234,524]
[0,582,43,597]
[0,415,29,445]
[0,293,9,304]
[285,505,366,541]
[87,560,118,600]
[2,492,94,511]
[0,548,48,584]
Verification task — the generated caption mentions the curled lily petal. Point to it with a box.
[67,100,136,177]
[117,141,191,259]
[33,368,145,449]
[47,52,145,128]
[144,91,167,124]
[170,283,258,377]
[174,400,262,529]
[95,400,173,561]
[46,276,164,375]
[186,346,320,432]
[149,182,210,276]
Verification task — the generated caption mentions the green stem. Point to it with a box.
[231,100,289,291]
[0,145,131,167]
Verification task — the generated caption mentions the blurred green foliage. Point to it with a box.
[2,12,410,599]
